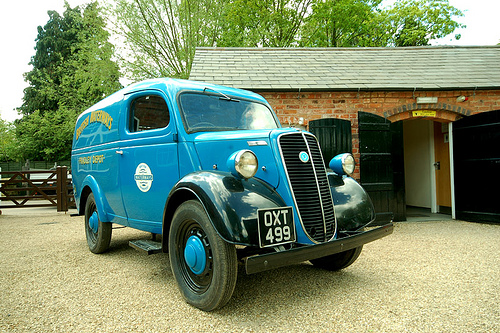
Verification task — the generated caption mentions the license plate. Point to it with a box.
[257,207,296,248]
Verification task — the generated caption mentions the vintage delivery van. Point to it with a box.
[71,78,393,311]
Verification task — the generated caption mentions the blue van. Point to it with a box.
[71,78,393,311]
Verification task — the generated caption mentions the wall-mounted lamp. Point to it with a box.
[416,97,438,104]
[456,95,468,102]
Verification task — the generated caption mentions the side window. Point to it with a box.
[130,95,170,132]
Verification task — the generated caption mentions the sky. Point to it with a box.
[1,0,499,122]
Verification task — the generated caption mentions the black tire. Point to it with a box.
[169,200,237,311]
[84,192,112,254]
[309,246,363,271]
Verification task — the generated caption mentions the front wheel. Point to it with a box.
[309,246,363,271]
[84,193,112,254]
[169,200,237,311]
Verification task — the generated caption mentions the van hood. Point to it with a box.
[192,128,300,188]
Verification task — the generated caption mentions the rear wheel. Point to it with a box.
[309,246,363,271]
[169,200,237,311]
[84,193,112,254]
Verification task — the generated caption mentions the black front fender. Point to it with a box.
[163,171,287,247]
[330,175,376,231]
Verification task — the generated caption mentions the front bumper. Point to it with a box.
[244,223,394,274]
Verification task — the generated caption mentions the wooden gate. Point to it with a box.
[0,166,72,212]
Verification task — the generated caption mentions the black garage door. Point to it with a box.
[310,114,405,223]
[358,112,405,223]
[453,110,500,223]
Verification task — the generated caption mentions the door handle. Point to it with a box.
[434,161,440,170]
[116,150,123,155]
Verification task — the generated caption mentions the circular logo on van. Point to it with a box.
[299,151,310,163]
[134,163,153,192]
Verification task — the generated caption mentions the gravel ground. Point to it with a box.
[0,208,499,333]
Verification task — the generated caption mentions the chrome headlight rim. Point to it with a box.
[329,153,355,176]
[341,153,355,175]
[231,149,258,179]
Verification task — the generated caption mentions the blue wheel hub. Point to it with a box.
[89,211,99,233]
[184,235,207,275]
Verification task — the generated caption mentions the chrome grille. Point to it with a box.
[279,132,336,243]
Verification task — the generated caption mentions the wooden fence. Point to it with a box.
[0,166,73,212]
[0,160,71,172]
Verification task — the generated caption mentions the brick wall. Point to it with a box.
[260,89,500,180]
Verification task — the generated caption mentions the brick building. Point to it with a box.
[190,46,500,223]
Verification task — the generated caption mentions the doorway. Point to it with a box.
[403,119,452,217]
[433,122,452,214]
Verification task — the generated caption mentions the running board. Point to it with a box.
[129,239,162,255]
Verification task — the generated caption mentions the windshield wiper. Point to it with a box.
[203,87,240,102]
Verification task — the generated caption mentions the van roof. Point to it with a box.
[121,78,267,103]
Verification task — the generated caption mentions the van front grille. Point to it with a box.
[278,132,336,243]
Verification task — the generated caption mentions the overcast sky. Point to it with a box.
[1,0,499,122]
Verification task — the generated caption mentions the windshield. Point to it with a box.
[179,92,279,133]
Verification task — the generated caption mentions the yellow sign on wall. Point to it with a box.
[412,110,436,117]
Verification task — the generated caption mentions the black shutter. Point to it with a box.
[309,118,352,165]
[453,110,500,223]
[358,111,405,223]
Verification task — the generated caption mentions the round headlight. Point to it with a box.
[230,150,258,179]
[341,154,355,175]
[329,153,355,176]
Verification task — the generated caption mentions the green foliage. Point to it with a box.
[301,0,463,47]
[219,0,312,47]
[383,0,465,46]
[300,0,383,47]
[20,9,78,117]
[111,0,312,79]
[112,0,465,80]
[16,1,122,161]
[0,118,18,162]
[15,109,75,161]
[112,0,228,80]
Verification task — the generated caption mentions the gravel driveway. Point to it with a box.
[1,208,498,332]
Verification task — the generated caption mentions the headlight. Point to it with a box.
[227,150,258,179]
[329,153,355,176]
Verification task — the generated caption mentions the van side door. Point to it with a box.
[118,91,179,234]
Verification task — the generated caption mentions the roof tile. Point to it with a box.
[189,46,500,91]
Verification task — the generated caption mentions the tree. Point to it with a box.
[301,0,463,47]
[383,0,465,46]
[61,2,122,111]
[111,0,465,79]
[300,0,383,47]
[19,8,79,117]
[112,0,229,80]
[111,0,313,80]
[15,109,76,161]
[0,118,17,162]
[16,1,122,161]
[219,0,312,47]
